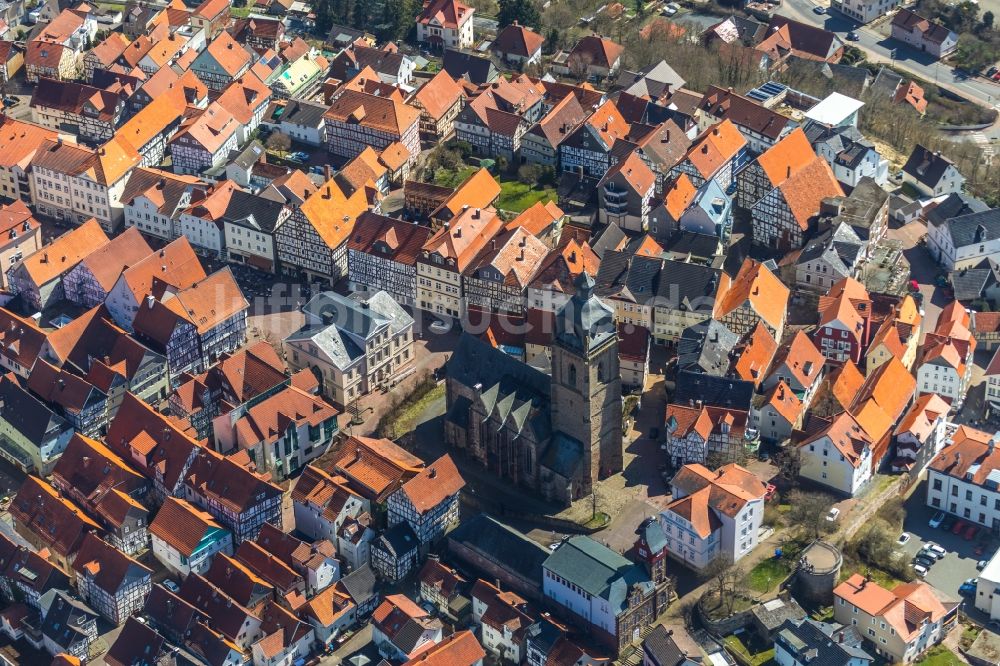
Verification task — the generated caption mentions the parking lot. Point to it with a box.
[900,482,995,604]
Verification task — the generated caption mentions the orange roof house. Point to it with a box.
[8,218,110,311]
[916,300,974,408]
[663,463,766,553]
[565,35,624,76]
[409,69,465,140]
[416,0,475,49]
[714,257,789,339]
[430,167,502,224]
[389,454,464,521]
[738,127,843,250]
[833,573,957,662]
[672,119,747,188]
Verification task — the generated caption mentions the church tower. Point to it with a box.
[549,272,623,495]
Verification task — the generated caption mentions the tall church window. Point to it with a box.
[568,364,576,387]
[598,362,605,383]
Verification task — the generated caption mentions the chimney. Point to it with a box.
[146,294,155,309]
[324,164,331,181]
[786,164,791,179]
[429,467,437,479]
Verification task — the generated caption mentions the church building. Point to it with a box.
[444,273,624,506]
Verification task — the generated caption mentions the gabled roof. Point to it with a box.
[12,218,109,288]
[416,0,474,29]
[298,177,370,253]
[892,8,956,45]
[150,496,226,558]
[411,69,464,120]
[72,533,151,594]
[680,119,747,179]
[401,630,485,666]
[0,116,62,171]
[493,23,544,58]
[800,411,871,468]
[115,236,207,306]
[902,144,958,189]
[568,34,623,69]
[69,226,153,294]
[396,454,464,514]
[324,89,419,135]
[714,258,789,331]
[9,475,100,557]
[699,85,790,141]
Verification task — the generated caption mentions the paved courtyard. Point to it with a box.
[902,482,992,605]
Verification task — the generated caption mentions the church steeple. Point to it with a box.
[550,272,623,496]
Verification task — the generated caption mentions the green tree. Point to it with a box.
[545,27,561,53]
[982,10,994,30]
[498,0,541,28]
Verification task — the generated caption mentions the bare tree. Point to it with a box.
[266,132,292,153]
[787,490,835,540]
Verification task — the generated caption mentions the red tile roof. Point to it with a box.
[397,454,464,514]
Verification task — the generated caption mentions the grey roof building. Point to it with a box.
[642,625,701,665]
[284,290,415,408]
[677,319,739,376]
[773,618,873,666]
[0,373,73,476]
[447,514,551,601]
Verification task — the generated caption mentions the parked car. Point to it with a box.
[964,524,980,541]
[913,554,936,568]
[913,563,929,577]
[918,547,943,561]
[897,532,911,545]
[960,579,977,596]
[290,151,310,162]
[163,579,180,593]
[1,96,17,108]
[847,30,859,40]
[978,559,989,571]
[429,320,451,334]
[953,519,967,535]
[929,511,945,528]
[662,2,679,14]
[924,543,947,558]
[813,5,826,13]
[826,507,841,522]
[942,514,957,531]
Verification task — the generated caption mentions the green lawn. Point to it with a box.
[722,635,775,666]
[497,179,558,213]
[747,557,792,593]
[915,646,963,665]
[433,165,477,188]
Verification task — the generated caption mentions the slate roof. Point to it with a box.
[448,513,550,584]
[269,98,327,129]
[287,290,413,371]
[926,192,989,228]
[595,250,661,305]
[902,144,957,189]
[941,208,1000,248]
[337,563,377,607]
[677,319,739,376]
[0,373,70,450]
[222,189,287,234]
[443,48,497,85]
[655,260,720,313]
[673,368,754,410]
[774,618,874,666]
